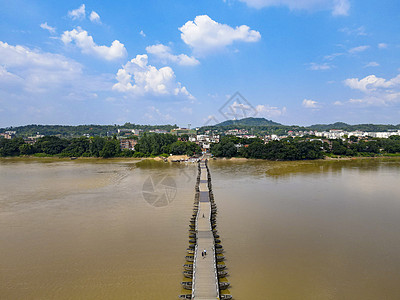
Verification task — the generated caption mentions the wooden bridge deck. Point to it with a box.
[192,162,219,300]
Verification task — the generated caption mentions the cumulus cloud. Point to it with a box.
[146,44,199,66]
[89,11,101,23]
[256,104,286,117]
[239,0,350,16]
[348,45,370,54]
[344,74,396,92]
[61,27,127,60]
[68,4,86,20]
[179,15,261,54]
[302,99,319,108]
[40,22,56,34]
[344,74,400,106]
[112,54,194,99]
[140,30,146,37]
[0,41,110,96]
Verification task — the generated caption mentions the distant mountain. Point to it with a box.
[215,117,282,127]
[308,122,400,132]
[308,122,350,131]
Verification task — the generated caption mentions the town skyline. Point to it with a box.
[1,0,400,128]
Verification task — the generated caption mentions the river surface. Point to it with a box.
[1,158,400,299]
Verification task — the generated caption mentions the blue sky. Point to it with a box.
[0,0,399,127]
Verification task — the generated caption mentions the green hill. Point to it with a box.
[215,117,281,127]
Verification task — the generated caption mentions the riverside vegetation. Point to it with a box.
[1,134,400,160]
[0,134,202,158]
[210,135,400,160]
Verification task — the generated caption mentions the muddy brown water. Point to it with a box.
[1,158,400,299]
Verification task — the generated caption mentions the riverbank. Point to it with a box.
[211,155,400,162]
[0,154,191,163]
[2,154,400,163]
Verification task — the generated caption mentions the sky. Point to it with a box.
[0,0,400,128]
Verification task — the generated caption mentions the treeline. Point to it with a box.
[0,136,125,158]
[0,133,202,158]
[0,123,178,138]
[308,122,400,132]
[199,122,400,136]
[327,137,400,156]
[199,124,304,136]
[210,136,400,160]
[211,136,324,160]
[134,133,201,157]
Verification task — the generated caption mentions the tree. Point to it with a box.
[61,137,90,157]
[35,136,69,155]
[135,133,178,155]
[0,137,25,156]
[19,143,35,155]
[170,141,187,155]
[100,139,120,158]
[331,140,347,155]
[89,136,106,157]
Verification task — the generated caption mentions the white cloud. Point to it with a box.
[179,15,261,54]
[339,26,367,36]
[0,41,116,126]
[239,0,350,16]
[140,30,146,37]
[89,11,101,23]
[365,61,379,68]
[0,41,110,95]
[309,62,332,70]
[256,104,286,117]
[68,4,86,20]
[40,22,56,34]
[348,45,370,54]
[112,54,194,99]
[144,106,174,122]
[378,43,388,49]
[344,74,400,106]
[344,75,394,92]
[0,65,22,84]
[332,0,350,16]
[302,99,319,108]
[61,27,127,60]
[146,44,199,66]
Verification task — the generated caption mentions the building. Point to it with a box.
[149,129,168,134]
[170,128,196,136]
[24,134,45,144]
[120,139,137,151]
[117,129,142,136]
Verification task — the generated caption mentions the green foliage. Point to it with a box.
[215,117,281,127]
[0,123,178,138]
[61,137,90,157]
[19,143,35,155]
[135,133,178,155]
[99,139,120,158]
[0,137,25,156]
[169,141,201,156]
[35,136,69,155]
[89,136,106,157]
[210,137,238,158]
[213,138,324,160]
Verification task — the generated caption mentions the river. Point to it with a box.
[1,158,400,299]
